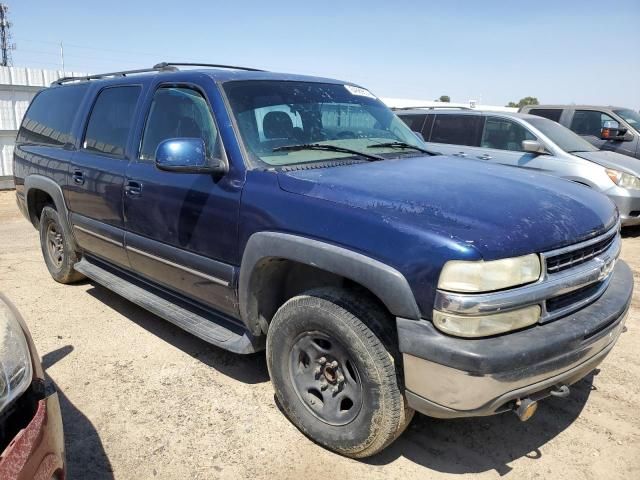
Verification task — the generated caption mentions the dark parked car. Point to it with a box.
[13,63,633,458]
[521,105,640,160]
[0,293,65,479]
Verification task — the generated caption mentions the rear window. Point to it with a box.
[17,84,89,146]
[429,114,483,146]
[528,109,562,122]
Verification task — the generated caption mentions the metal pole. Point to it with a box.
[60,41,65,75]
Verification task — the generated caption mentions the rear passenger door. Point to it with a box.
[123,83,240,317]
[67,85,142,268]
[425,113,484,158]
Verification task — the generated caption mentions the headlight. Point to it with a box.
[433,305,540,337]
[438,254,541,293]
[0,301,33,413]
[606,168,640,190]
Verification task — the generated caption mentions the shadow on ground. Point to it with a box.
[81,281,594,477]
[366,374,595,475]
[43,346,114,480]
[85,284,270,384]
[622,225,640,238]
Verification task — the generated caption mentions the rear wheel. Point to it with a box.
[39,206,84,284]
[266,287,413,458]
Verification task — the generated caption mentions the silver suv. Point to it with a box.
[396,108,640,226]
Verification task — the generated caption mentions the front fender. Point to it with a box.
[238,232,422,331]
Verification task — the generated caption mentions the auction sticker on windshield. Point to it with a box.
[344,85,377,99]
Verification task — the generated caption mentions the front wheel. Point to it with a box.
[266,287,413,458]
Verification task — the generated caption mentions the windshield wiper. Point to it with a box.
[273,143,384,161]
[367,141,439,156]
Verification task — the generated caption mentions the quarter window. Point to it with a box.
[140,87,221,161]
[481,117,536,151]
[83,86,141,157]
[17,84,89,146]
[570,110,616,137]
[429,114,483,146]
[398,114,427,133]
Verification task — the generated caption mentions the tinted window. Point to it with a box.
[527,117,597,153]
[83,86,141,157]
[481,117,536,151]
[614,109,640,132]
[398,113,427,133]
[17,84,89,146]
[570,110,616,137]
[140,87,221,161]
[430,114,483,146]
[528,108,562,122]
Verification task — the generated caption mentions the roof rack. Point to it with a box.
[391,105,473,111]
[52,61,265,86]
[154,62,265,72]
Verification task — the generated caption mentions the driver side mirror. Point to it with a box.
[155,138,227,174]
[414,131,425,141]
[522,140,547,154]
[601,120,632,141]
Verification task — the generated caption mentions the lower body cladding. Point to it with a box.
[0,393,65,480]
[397,260,633,419]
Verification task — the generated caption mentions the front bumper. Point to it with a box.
[398,260,633,418]
[0,393,65,480]
[606,188,640,226]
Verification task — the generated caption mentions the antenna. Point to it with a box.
[0,4,15,67]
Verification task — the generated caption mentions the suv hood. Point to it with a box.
[277,156,617,259]
[571,150,640,175]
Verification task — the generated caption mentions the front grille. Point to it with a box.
[545,231,616,274]
[546,282,603,312]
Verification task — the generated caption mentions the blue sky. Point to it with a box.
[10,1,640,108]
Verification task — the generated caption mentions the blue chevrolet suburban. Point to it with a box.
[13,63,633,458]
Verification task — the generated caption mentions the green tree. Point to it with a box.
[507,96,539,108]
[436,95,450,102]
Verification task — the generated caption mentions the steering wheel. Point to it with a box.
[336,131,357,139]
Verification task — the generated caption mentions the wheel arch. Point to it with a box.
[24,175,79,251]
[238,232,421,335]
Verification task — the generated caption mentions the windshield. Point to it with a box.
[527,116,597,153]
[223,80,426,166]
[614,109,640,132]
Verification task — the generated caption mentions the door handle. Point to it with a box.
[453,152,467,158]
[72,170,85,185]
[124,181,143,196]
[477,154,492,160]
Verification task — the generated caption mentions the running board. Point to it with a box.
[74,258,264,354]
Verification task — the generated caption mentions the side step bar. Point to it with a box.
[74,258,264,354]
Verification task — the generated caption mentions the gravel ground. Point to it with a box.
[0,189,639,480]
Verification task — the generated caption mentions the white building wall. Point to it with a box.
[0,66,87,179]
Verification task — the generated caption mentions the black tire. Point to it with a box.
[266,287,414,458]
[39,206,84,284]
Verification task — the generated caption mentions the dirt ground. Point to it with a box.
[0,189,638,480]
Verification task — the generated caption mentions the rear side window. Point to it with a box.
[17,84,89,146]
[570,110,617,137]
[83,86,141,157]
[140,87,221,161]
[398,114,427,133]
[528,108,562,122]
[430,114,483,146]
